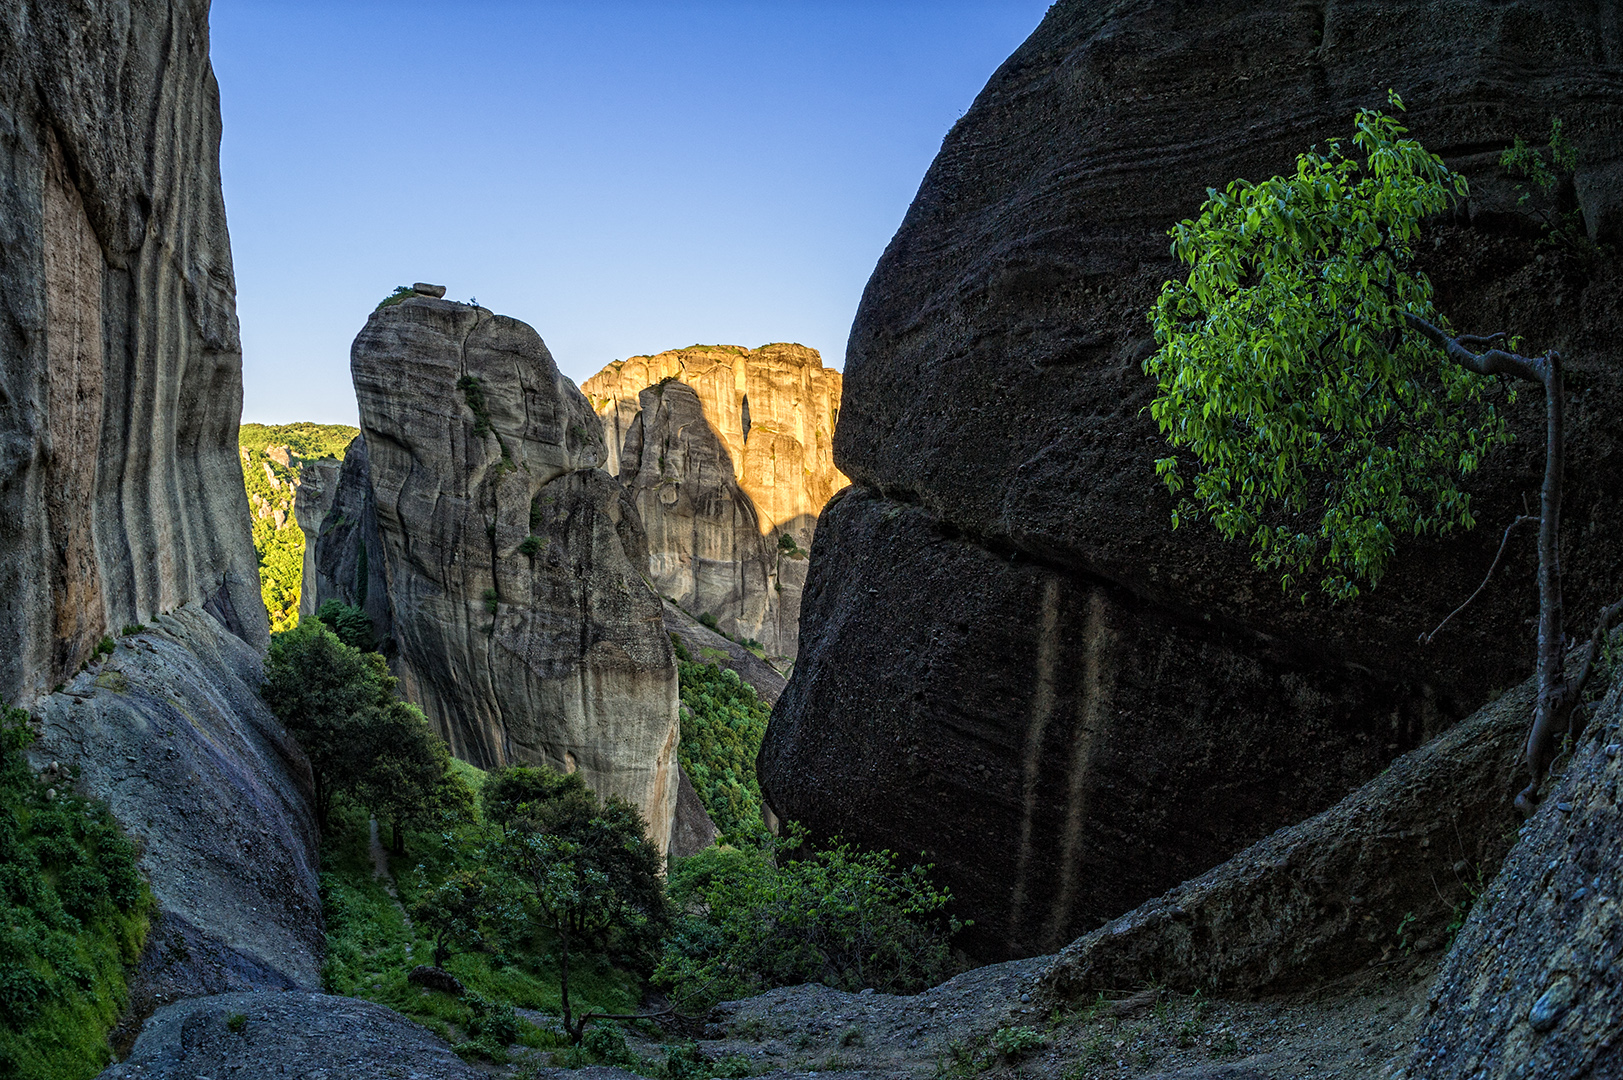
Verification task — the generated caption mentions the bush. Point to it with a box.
[655,828,962,1011]
[0,706,150,1078]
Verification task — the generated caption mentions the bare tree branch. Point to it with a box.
[1419,515,1538,645]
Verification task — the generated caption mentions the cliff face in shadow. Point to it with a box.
[0,0,269,698]
[311,298,681,852]
[761,0,1623,960]
[0,0,323,1020]
[582,344,845,660]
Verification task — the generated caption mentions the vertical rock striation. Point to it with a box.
[582,344,846,658]
[1,0,323,1017]
[761,0,1623,959]
[0,0,269,701]
[312,299,681,851]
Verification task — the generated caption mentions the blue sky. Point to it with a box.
[213,1,1053,425]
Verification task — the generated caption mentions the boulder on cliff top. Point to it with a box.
[583,344,846,659]
[763,0,1623,959]
[0,0,269,700]
[312,298,681,852]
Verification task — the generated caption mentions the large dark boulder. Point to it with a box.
[761,0,1623,959]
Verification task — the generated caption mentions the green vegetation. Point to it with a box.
[314,599,375,653]
[673,655,770,841]
[238,423,358,632]
[0,707,150,1080]
[1145,93,1492,603]
[376,285,415,309]
[1500,117,1594,254]
[262,620,471,844]
[655,827,962,1012]
[1147,92,1623,812]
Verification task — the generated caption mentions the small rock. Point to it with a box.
[1556,802,1573,814]
[1529,977,1576,1033]
[406,965,464,995]
[1019,992,1031,1003]
[1606,744,1620,757]
[45,788,56,800]
[412,282,447,298]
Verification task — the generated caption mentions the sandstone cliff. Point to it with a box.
[0,0,269,697]
[583,344,845,659]
[761,0,1623,960]
[0,0,324,1030]
[310,297,681,852]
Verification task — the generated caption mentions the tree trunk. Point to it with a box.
[1518,355,1566,815]
[559,916,578,1042]
[391,819,405,856]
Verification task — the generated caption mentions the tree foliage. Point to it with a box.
[674,658,770,841]
[315,599,376,653]
[263,618,473,847]
[487,764,668,1042]
[1145,93,1510,600]
[655,829,962,1011]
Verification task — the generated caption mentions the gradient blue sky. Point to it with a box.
[214,1,1053,425]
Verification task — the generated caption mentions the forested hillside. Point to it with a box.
[239,423,358,631]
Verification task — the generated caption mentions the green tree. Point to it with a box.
[489,766,667,1042]
[350,701,474,856]
[409,865,495,968]
[1144,92,1618,813]
[260,621,395,831]
[315,599,376,653]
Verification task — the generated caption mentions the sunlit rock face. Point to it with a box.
[582,344,846,659]
[0,0,269,701]
[760,0,1623,960]
[314,299,680,852]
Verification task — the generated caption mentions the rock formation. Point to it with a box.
[38,610,324,1021]
[0,0,269,699]
[761,0,1623,961]
[309,297,681,852]
[1039,670,1532,999]
[0,0,324,1032]
[292,455,344,617]
[583,344,846,659]
[102,991,484,1079]
[1401,659,1623,1079]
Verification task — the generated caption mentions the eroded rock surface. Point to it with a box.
[762,0,1623,959]
[1040,673,1532,999]
[583,344,845,659]
[1401,659,1623,1079]
[0,0,268,700]
[98,991,482,1080]
[32,608,323,1018]
[312,299,681,850]
[289,454,343,618]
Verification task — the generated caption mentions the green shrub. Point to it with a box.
[656,827,962,1011]
[697,612,720,632]
[376,285,415,310]
[482,588,499,616]
[992,1025,1044,1058]
[0,707,150,1079]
